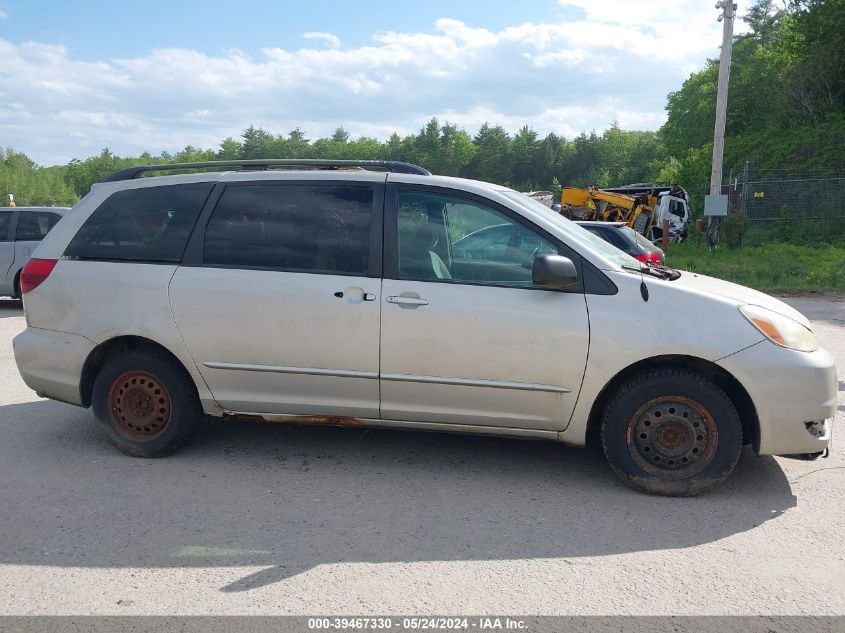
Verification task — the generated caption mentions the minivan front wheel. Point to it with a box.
[92,349,202,457]
[601,368,742,496]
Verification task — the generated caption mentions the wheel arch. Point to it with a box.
[80,335,199,408]
[585,354,760,452]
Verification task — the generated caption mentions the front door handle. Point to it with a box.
[387,295,429,306]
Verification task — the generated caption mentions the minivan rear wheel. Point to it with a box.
[601,368,742,496]
[92,349,202,457]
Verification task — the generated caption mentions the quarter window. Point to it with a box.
[396,190,558,287]
[65,183,213,262]
[15,212,61,241]
[203,184,374,275]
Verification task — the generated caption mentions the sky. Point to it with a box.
[0,0,743,166]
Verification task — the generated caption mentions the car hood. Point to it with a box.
[670,270,812,329]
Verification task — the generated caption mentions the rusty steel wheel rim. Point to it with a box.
[626,395,718,479]
[107,371,172,441]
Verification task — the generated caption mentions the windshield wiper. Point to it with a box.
[650,264,682,280]
[622,264,681,281]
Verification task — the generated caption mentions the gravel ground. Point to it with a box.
[0,296,842,616]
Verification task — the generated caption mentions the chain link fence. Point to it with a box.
[719,164,845,245]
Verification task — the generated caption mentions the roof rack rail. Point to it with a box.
[105,159,431,182]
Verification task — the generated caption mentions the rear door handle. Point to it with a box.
[387,295,429,306]
[333,287,373,304]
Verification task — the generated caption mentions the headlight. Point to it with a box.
[739,304,818,352]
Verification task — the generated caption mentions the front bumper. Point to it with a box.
[13,327,95,406]
[717,341,838,456]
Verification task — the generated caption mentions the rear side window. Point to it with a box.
[65,183,213,262]
[0,211,11,241]
[15,212,61,241]
[591,226,629,251]
[622,226,655,252]
[203,184,374,275]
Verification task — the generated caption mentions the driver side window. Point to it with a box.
[396,189,558,287]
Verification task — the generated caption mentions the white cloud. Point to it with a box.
[302,32,341,49]
[0,2,736,165]
[558,0,742,28]
[433,104,666,140]
[0,10,8,20]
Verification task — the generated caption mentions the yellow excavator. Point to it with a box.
[560,184,691,242]
[561,187,655,236]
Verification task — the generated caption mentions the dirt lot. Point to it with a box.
[0,296,842,615]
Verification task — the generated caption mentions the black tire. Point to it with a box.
[12,270,20,299]
[601,368,742,496]
[91,348,202,457]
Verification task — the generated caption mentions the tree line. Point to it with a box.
[1,121,670,208]
[3,0,842,214]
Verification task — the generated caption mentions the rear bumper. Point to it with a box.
[13,327,94,406]
[717,341,838,456]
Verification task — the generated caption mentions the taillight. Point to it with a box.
[19,258,58,294]
[635,252,663,265]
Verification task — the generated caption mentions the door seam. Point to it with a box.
[166,266,218,407]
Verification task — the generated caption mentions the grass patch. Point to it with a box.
[664,241,845,294]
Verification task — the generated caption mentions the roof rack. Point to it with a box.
[105,159,431,181]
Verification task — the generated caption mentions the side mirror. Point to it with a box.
[532,254,578,290]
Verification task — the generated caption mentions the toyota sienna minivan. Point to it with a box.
[12,160,837,495]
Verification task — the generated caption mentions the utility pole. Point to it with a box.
[705,0,737,248]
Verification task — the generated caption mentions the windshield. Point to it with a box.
[501,191,640,268]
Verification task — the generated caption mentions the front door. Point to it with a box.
[169,181,383,418]
[379,186,590,431]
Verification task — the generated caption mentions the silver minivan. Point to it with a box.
[12,160,837,496]
[0,206,69,298]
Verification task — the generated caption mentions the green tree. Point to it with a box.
[509,126,540,190]
[240,125,272,159]
[286,128,310,158]
[218,137,241,160]
[466,124,512,184]
[439,123,475,176]
[1,148,77,206]
[413,118,442,169]
[659,0,845,209]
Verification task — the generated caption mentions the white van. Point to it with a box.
[12,160,837,496]
[0,206,69,298]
